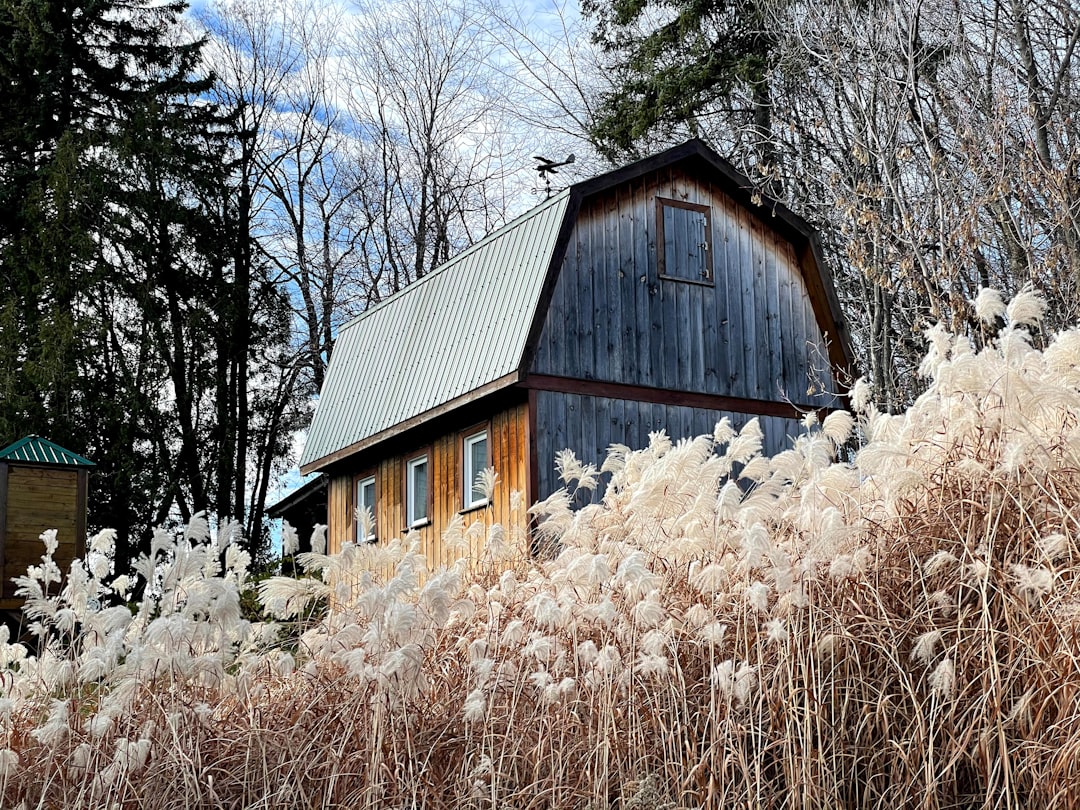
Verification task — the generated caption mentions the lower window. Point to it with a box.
[406,455,429,527]
[463,429,489,509]
[356,475,376,542]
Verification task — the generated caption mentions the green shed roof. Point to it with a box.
[0,436,95,467]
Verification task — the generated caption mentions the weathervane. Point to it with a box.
[534,154,575,199]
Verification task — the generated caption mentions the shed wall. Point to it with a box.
[326,403,531,570]
[1,464,87,601]
[531,167,839,407]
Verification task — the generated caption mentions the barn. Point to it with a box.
[298,139,853,566]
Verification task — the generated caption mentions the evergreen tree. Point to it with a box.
[0,0,260,570]
[584,0,781,180]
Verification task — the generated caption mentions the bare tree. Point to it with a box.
[343,0,524,295]
[756,0,1080,406]
[479,0,612,174]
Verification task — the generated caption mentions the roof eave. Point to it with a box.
[300,370,523,474]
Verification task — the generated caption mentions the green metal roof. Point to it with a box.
[0,436,95,466]
[300,190,572,472]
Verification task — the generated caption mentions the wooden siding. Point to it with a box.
[530,167,839,408]
[1,464,87,602]
[535,390,807,502]
[326,403,530,570]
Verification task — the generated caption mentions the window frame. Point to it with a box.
[354,472,377,543]
[461,425,491,511]
[655,196,714,285]
[405,452,431,528]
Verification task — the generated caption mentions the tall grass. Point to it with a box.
[3,289,1080,808]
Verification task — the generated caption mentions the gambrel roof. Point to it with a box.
[300,139,852,474]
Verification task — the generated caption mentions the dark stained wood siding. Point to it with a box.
[327,403,530,570]
[534,391,806,501]
[531,166,840,407]
[1,464,85,603]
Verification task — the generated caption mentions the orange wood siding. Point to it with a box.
[325,402,530,568]
[327,475,353,554]
[1,465,85,601]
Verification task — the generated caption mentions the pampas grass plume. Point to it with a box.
[929,656,956,700]
[1010,564,1054,604]
[1006,287,1046,327]
[974,287,1006,324]
[911,630,942,665]
[821,410,854,445]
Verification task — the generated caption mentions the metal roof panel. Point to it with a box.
[0,436,95,466]
[300,192,571,471]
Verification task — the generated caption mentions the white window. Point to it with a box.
[463,430,489,509]
[657,197,713,282]
[406,455,429,527]
[356,475,376,542]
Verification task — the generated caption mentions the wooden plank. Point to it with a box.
[679,404,693,441]
[581,393,597,504]
[763,232,782,399]
[564,392,579,465]
[447,430,460,562]
[607,395,625,458]
[625,182,645,386]
[737,204,757,397]
[492,410,507,528]
[564,222,582,379]
[5,485,79,505]
[527,389,538,508]
[75,470,88,558]
[722,194,746,398]
[8,466,74,484]
[660,267,678,390]
[5,499,78,518]
[536,391,559,497]
[606,186,625,383]
[381,455,402,546]
[702,230,720,393]
[638,181,658,387]
[5,522,78,542]
[750,214,769,398]
[589,196,607,382]
[688,281,706,388]
[327,475,346,554]
[778,239,795,399]
[788,243,813,402]
[428,440,441,566]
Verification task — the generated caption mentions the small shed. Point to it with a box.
[0,436,93,608]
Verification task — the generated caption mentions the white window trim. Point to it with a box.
[406,454,429,528]
[463,429,489,510]
[356,475,376,543]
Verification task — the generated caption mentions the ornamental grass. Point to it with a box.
[3,289,1080,809]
